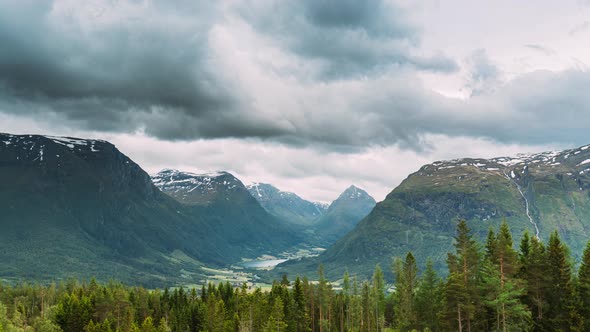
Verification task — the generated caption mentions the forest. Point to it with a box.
[1,220,590,332]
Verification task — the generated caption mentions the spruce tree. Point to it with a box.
[372,264,386,332]
[521,235,548,331]
[393,252,418,331]
[485,227,497,260]
[445,220,481,332]
[577,241,590,331]
[546,231,575,331]
[415,259,444,332]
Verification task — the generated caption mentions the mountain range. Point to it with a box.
[7,131,590,285]
[246,183,328,226]
[151,169,302,255]
[0,134,298,285]
[277,143,590,279]
[247,183,375,245]
[0,132,374,285]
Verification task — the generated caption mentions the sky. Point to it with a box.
[1,0,590,203]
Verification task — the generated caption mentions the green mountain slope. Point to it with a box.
[278,145,590,279]
[0,134,298,285]
[0,133,210,285]
[312,185,376,244]
[246,183,375,246]
[152,170,303,257]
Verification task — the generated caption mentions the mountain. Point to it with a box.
[313,185,376,244]
[277,144,590,279]
[0,134,298,285]
[0,133,208,285]
[152,169,302,257]
[246,183,375,246]
[246,183,328,226]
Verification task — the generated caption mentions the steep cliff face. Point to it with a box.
[278,144,590,279]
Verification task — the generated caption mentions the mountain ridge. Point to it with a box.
[277,143,590,279]
[0,133,299,285]
[246,182,328,226]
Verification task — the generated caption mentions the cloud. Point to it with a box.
[524,44,557,56]
[235,0,458,79]
[464,49,501,96]
[1,0,590,153]
[0,0,251,138]
[569,21,590,35]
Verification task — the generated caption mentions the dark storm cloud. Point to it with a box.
[2,1,590,151]
[238,0,458,79]
[0,1,258,139]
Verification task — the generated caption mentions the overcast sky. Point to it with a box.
[1,0,590,202]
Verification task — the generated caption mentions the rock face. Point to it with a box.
[246,183,328,226]
[0,133,298,285]
[278,144,590,279]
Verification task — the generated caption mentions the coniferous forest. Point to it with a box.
[2,220,590,332]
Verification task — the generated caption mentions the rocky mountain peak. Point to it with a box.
[333,185,375,205]
[151,169,246,205]
[0,133,155,198]
[246,182,328,226]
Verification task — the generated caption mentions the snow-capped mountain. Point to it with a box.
[313,185,376,244]
[152,169,244,205]
[246,183,328,226]
[0,133,301,285]
[281,143,590,279]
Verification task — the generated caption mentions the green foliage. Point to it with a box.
[5,224,590,331]
[445,220,482,332]
[285,144,590,282]
[578,241,590,331]
[414,260,444,332]
[393,253,418,331]
[546,231,577,331]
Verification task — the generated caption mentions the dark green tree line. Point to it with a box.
[3,221,590,331]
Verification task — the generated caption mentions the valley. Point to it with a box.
[4,132,590,332]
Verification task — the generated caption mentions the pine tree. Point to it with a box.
[481,259,531,332]
[263,298,287,332]
[372,264,385,332]
[485,227,497,260]
[415,259,444,332]
[545,231,575,331]
[521,235,548,331]
[316,265,330,332]
[445,220,481,332]
[393,253,418,331]
[578,241,590,331]
[342,271,351,332]
[517,230,531,281]
[157,317,171,332]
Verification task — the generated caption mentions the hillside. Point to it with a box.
[247,183,375,246]
[312,185,376,244]
[152,170,302,257]
[0,134,298,285]
[0,133,207,285]
[278,144,590,279]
